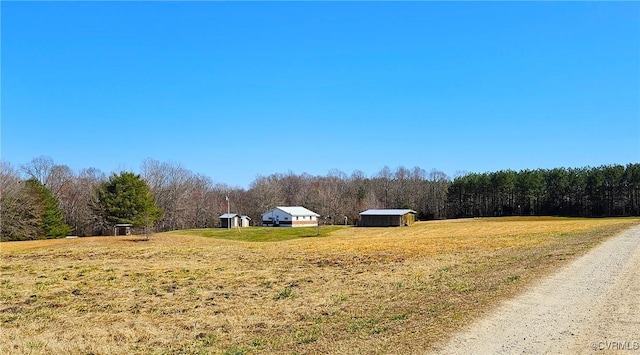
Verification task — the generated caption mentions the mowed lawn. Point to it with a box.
[1,217,638,354]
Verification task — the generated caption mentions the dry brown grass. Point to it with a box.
[1,217,638,354]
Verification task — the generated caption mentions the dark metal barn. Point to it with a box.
[358,209,417,227]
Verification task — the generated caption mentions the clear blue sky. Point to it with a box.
[2,2,639,188]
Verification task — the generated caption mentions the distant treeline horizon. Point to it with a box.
[447,164,640,218]
[1,156,639,241]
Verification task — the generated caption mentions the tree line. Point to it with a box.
[0,157,450,240]
[447,164,640,218]
[1,156,638,241]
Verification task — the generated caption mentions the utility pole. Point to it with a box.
[226,195,230,230]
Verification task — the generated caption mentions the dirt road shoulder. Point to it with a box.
[436,226,640,354]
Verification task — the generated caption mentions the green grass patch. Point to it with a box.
[275,287,293,300]
[169,226,346,242]
[223,345,251,355]
[292,326,320,344]
[195,332,217,347]
[346,317,387,334]
[506,275,520,283]
[389,312,411,321]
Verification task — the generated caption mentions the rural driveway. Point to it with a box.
[437,226,640,354]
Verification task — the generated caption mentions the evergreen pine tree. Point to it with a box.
[96,172,162,230]
[25,179,72,238]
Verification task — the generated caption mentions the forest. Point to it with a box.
[447,165,640,218]
[1,156,639,241]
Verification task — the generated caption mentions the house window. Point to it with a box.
[296,216,299,220]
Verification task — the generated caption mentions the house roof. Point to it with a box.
[359,209,417,216]
[264,206,319,217]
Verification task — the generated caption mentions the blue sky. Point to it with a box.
[2,2,639,188]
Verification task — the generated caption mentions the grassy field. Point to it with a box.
[1,217,638,354]
[173,226,345,242]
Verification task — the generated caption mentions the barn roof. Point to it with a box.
[275,206,320,217]
[359,209,417,216]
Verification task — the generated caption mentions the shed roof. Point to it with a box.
[219,213,239,219]
[220,213,251,219]
[274,206,320,217]
[359,209,417,216]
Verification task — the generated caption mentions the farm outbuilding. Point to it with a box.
[262,206,319,227]
[358,209,417,227]
[219,213,251,228]
[114,224,133,236]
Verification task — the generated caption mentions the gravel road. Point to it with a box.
[437,226,640,354]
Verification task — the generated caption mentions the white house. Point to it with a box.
[219,213,251,228]
[261,206,320,227]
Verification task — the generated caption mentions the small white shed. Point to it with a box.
[220,213,251,228]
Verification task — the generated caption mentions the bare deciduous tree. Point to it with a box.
[248,175,284,223]
[20,156,55,186]
[76,168,106,235]
[141,158,195,231]
[1,162,39,240]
